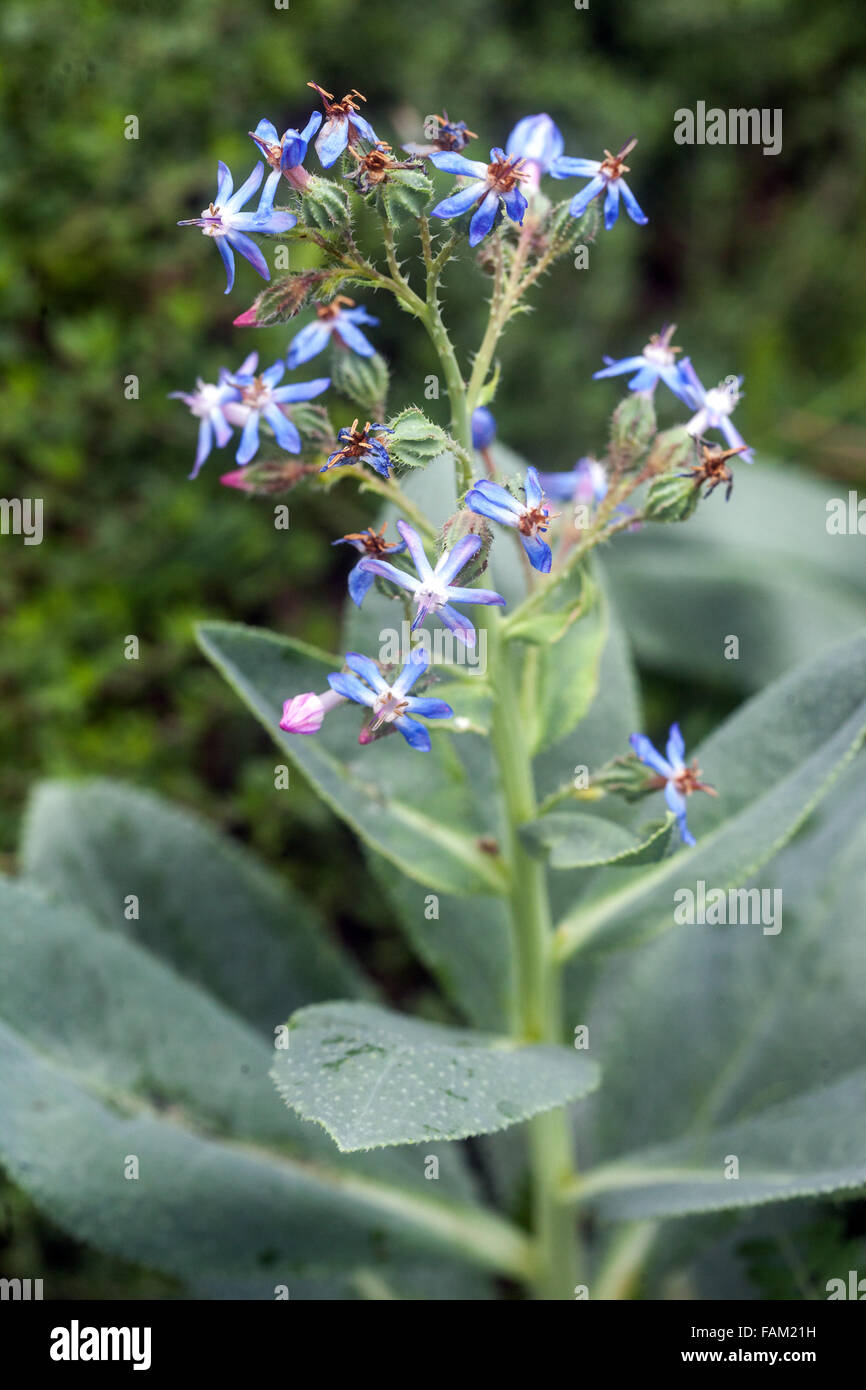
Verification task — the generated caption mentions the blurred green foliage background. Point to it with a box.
[1,0,864,1295]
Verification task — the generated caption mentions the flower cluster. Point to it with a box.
[175,82,735,833]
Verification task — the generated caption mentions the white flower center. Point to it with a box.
[705,384,739,418]
[372,690,409,727]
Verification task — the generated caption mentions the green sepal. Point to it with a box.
[387,406,451,469]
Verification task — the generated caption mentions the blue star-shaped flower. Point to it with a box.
[629,722,717,846]
[465,467,555,573]
[357,519,505,648]
[506,113,564,186]
[677,362,754,463]
[308,83,378,168]
[429,147,529,246]
[249,112,323,188]
[550,138,648,230]
[594,324,691,399]
[321,420,394,479]
[537,458,608,505]
[287,297,379,369]
[222,357,329,465]
[169,351,259,479]
[178,161,297,293]
[327,649,453,752]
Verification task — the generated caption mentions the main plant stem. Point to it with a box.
[423,244,579,1298]
[486,613,580,1300]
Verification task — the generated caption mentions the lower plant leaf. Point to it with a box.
[271,1000,599,1151]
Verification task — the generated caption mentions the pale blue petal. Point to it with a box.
[334,317,376,357]
[666,722,686,769]
[327,671,375,707]
[431,182,485,220]
[316,116,349,168]
[569,175,605,219]
[603,180,621,229]
[428,151,488,178]
[435,534,481,585]
[396,520,433,580]
[227,230,269,281]
[225,162,264,213]
[216,236,235,294]
[620,180,648,225]
[263,403,301,453]
[345,652,389,693]
[287,320,333,368]
[630,734,673,779]
[236,412,261,465]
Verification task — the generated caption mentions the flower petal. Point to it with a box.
[344,652,389,693]
[225,161,265,213]
[468,190,500,246]
[568,175,605,219]
[315,116,349,168]
[630,733,673,779]
[431,181,485,220]
[272,376,330,402]
[666,722,686,769]
[396,520,434,580]
[521,532,552,573]
[334,317,376,357]
[236,411,261,465]
[357,557,420,594]
[393,715,432,751]
[405,696,454,720]
[216,237,235,294]
[327,671,375,706]
[619,179,648,226]
[287,320,333,368]
[227,230,270,281]
[263,403,301,453]
[435,534,481,585]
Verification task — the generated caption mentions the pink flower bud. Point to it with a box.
[220,469,254,492]
[279,693,326,734]
[279,688,344,735]
[233,305,259,327]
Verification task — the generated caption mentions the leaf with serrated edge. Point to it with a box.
[520,812,673,869]
[272,1001,599,1151]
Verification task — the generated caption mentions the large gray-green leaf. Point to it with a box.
[196,623,507,897]
[20,779,366,1032]
[272,1001,599,1151]
[554,630,866,959]
[575,759,866,1221]
[0,1022,530,1290]
[605,463,866,692]
[520,811,673,869]
[0,878,525,1290]
[0,875,476,1201]
[579,1069,866,1221]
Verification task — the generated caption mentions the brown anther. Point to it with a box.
[486,152,530,192]
[600,137,638,180]
[435,112,478,141]
[684,439,747,502]
[672,759,718,798]
[342,523,390,555]
[315,295,356,321]
[308,82,367,115]
[517,504,556,536]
